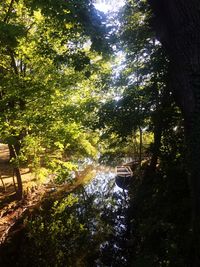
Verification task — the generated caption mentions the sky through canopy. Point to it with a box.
[94,0,125,13]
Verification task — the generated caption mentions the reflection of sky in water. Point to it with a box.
[80,168,130,265]
[85,169,121,194]
[84,168,129,210]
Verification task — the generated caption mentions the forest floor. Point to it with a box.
[0,144,95,245]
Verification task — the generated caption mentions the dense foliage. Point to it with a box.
[0,0,200,266]
[0,0,111,198]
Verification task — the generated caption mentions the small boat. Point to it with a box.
[115,165,133,189]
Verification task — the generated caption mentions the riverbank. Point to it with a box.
[0,164,96,245]
[0,167,126,267]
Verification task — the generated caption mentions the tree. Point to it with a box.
[0,0,111,199]
[147,1,200,265]
[116,1,194,265]
[97,0,170,167]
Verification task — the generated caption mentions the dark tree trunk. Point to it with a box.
[149,83,162,172]
[139,126,142,166]
[149,117,162,172]
[8,144,23,200]
[149,89,169,172]
[148,0,200,265]
[186,113,200,267]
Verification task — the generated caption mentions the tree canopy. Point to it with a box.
[1,0,200,266]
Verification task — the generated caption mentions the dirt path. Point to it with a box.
[0,143,45,244]
[0,143,36,201]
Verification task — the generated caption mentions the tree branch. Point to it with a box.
[4,0,15,23]
[7,47,19,75]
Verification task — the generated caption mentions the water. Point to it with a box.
[0,166,131,267]
[85,167,129,209]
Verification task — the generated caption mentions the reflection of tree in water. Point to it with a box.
[0,170,133,267]
[85,171,132,266]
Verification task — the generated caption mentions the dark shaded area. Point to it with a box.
[115,175,133,190]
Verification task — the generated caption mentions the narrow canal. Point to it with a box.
[0,166,132,267]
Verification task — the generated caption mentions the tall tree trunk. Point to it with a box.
[149,117,162,172]
[8,144,23,200]
[185,97,200,267]
[149,82,162,172]
[149,89,169,172]
[148,0,200,265]
[138,126,142,166]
